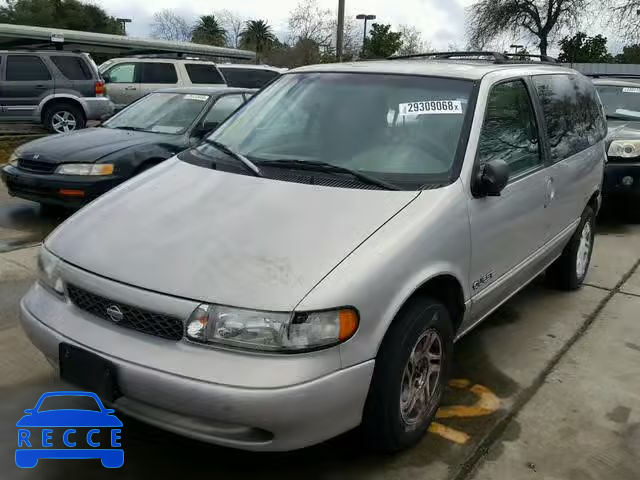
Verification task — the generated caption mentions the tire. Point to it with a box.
[361,297,454,451]
[546,206,595,291]
[43,102,86,134]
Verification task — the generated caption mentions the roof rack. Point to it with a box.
[388,51,558,64]
[585,73,640,79]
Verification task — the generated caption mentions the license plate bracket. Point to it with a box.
[59,343,121,403]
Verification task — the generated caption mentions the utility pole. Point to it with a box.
[336,0,345,61]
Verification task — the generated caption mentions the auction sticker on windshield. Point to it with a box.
[622,87,640,93]
[399,100,463,116]
[184,94,209,101]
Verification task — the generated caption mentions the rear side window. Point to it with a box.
[478,80,542,178]
[533,74,607,162]
[220,68,279,88]
[6,55,51,81]
[140,63,178,84]
[185,63,225,85]
[51,55,92,80]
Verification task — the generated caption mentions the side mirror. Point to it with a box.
[193,122,219,138]
[473,159,510,197]
[102,75,111,84]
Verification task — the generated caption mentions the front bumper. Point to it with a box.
[80,97,115,121]
[19,282,374,451]
[603,162,640,197]
[1,165,124,207]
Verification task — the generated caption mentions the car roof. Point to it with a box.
[290,59,576,80]
[591,78,640,88]
[218,63,286,72]
[153,86,255,95]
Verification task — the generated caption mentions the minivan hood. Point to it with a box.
[46,159,419,311]
[17,128,178,164]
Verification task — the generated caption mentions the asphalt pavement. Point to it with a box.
[0,191,639,480]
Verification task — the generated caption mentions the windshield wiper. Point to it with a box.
[203,140,262,177]
[256,159,400,190]
[111,126,146,132]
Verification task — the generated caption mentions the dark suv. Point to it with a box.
[0,50,114,133]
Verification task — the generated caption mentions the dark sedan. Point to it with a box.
[593,77,640,201]
[1,87,253,209]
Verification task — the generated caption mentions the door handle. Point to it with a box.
[544,177,555,208]
[124,86,137,91]
[34,85,47,89]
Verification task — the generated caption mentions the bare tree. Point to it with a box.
[216,9,246,48]
[151,9,192,42]
[288,0,334,46]
[396,25,431,56]
[466,0,588,56]
[341,16,361,59]
[610,1,640,40]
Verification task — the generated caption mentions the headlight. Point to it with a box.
[37,247,65,296]
[55,163,114,175]
[608,140,640,158]
[186,304,359,352]
[8,151,19,167]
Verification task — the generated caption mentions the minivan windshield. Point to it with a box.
[104,92,210,134]
[596,85,640,120]
[197,73,474,186]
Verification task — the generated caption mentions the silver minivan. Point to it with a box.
[21,56,606,452]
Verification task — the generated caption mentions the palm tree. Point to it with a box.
[192,15,227,46]
[240,20,276,62]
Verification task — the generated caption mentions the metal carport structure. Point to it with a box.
[0,23,255,61]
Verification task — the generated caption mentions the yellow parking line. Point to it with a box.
[428,422,470,444]
[436,382,501,419]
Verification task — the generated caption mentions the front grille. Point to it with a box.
[17,158,57,174]
[67,284,184,341]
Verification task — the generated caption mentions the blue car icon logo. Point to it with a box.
[16,391,123,468]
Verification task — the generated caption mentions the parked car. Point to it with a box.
[0,50,113,133]
[591,76,640,201]
[217,64,285,89]
[20,55,605,453]
[1,87,253,209]
[99,57,229,110]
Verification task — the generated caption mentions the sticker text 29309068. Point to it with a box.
[399,100,463,116]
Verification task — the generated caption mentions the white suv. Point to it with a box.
[99,58,228,110]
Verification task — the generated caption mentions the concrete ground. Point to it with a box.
[0,190,639,479]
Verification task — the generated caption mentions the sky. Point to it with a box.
[102,0,625,55]
[104,0,476,50]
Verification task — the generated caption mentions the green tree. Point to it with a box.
[616,44,640,63]
[363,23,402,59]
[192,15,227,46]
[240,20,276,62]
[0,0,123,34]
[558,32,612,63]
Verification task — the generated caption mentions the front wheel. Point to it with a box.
[546,206,595,290]
[361,297,453,451]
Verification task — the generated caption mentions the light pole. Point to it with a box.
[509,44,524,54]
[117,18,132,35]
[356,13,376,53]
[337,0,345,61]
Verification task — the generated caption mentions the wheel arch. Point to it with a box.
[40,96,86,123]
[377,273,467,354]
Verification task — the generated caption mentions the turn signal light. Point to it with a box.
[95,81,106,96]
[59,189,85,197]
